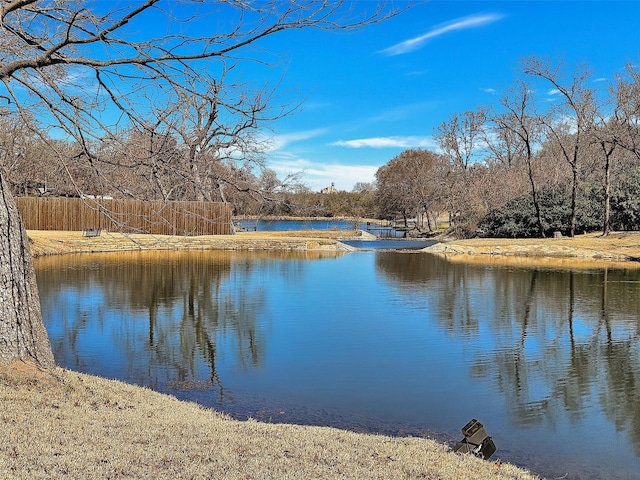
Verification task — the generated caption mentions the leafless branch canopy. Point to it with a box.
[0,0,402,201]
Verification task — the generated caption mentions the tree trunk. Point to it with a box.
[601,141,613,237]
[425,210,433,232]
[603,164,611,236]
[526,153,545,238]
[0,174,54,368]
[570,165,578,237]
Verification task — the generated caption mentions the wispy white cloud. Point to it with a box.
[379,13,504,56]
[547,88,561,95]
[264,131,437,190]
[593,77,607,83]
[268,155,379,192]
[332,136,437,149]
[481,87,496,94]
[264,128,328,151]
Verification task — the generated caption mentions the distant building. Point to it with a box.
[320,182,337,194]
[80,194,114,200]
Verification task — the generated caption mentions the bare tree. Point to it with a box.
[493,80,546,237]
[0,0,402,367]
[375,149,447,231]
[588,101,618,237]
[483,112,523,169]
[375,152,416,225]
[586,62,640,236]
[435,110,487,170]
[522,57,595,237]
[434,109,487,230]
[403,149,448,231]
[610,63,640,160]
[131,70,278,203]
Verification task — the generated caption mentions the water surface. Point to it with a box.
[35,250,640,480]
[341,239,435,250]
[235,219,405,237]
[235,219,366,231]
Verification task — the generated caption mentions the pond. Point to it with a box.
[34,250,640,480]
[235,218,366,231]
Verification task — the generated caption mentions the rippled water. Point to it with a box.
[35,250,640,480]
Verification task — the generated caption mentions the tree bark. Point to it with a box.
[600,140,614,237]
[0,174,54,367]
[525,144,545,238]
[570,164,578,238]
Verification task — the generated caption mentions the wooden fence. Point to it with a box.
[15,197,233,236]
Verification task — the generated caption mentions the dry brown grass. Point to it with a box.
[26,230,358,258]
[445,231,640,254]
[0,362,538,480]
[426,231,640,267]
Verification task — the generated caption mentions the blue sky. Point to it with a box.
[254,1,640,192]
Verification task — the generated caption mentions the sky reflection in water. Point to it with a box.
[35,250,640,480]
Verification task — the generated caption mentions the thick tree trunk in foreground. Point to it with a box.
[0,174,54,368]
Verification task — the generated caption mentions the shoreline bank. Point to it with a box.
[0,361,539,480]
[28,229,640,266]
[423,231,640,262]
[27,230,359,258]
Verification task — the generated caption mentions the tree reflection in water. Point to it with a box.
[376,253,640,455]
[35,250,325,400]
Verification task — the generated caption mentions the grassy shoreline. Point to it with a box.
[1,362,539,480]
[27,229,640,264]
[26,229,361,258]
[12,229,637,479]
[425,231,640,262]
